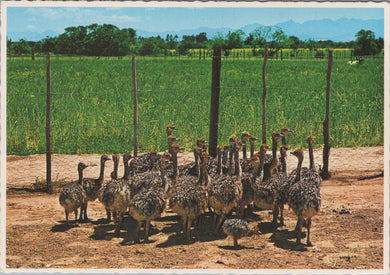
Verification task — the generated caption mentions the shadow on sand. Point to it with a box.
[269,229,308,251]
[51,221,80,232]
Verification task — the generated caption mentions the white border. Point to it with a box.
[0,0,8,273]
[383,2,390,273]
[1,1,389,274]
[2,1,390,8]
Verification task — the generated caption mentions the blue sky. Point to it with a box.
[7,6,384,34]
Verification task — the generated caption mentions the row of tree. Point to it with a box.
[7,24,384,57]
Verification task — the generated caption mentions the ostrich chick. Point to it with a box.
[222,218,251,249]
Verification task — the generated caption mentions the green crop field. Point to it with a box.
[6,56,383,156]
[167,47,384,59]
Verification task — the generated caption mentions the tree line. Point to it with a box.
[7,24,384,57]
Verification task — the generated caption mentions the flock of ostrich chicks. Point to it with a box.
[59,124,322,249]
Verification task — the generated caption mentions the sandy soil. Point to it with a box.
[5,146,386,270]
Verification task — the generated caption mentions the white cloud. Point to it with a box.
[22,7,143,32]
[69,9,141,28]
[27,7,65,19]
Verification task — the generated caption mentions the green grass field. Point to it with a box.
[7,56,383,155]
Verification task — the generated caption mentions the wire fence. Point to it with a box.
[6,48,384,61]
[6,51,384,190]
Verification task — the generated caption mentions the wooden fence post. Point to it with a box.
[320,50,333,180]
[132,55,138,157]
[46,52,52,193]
[208,47,222,158]
[261,45,268,144]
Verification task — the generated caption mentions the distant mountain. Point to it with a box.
[7,30,59,42]
[275,18,384,41]
[139,18,383,42]
[7,18,384,42]
[136,26,232,40]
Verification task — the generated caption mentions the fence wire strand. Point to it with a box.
[7,54,384,182]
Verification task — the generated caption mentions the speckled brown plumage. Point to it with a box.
[287,149,321,246]
[178,138,207,177]
[168,135,180,155]
[59,162,88,224]
[240,159,255,174]
[81,155,110,221]
[251,143,278,215]
[254,172,288,226]
[128,151,171,197]
[236,173,254,219]
[253,144,289,227]
[238,140,262,218]
[128,158,171,243]
[130,159,172,198]
[206,145,229,176]
[263,132,284,182]
[288,135,322,189]
[222,218,251,248]
[133,150,160,173]
[100,154,132,234]
[129,188,166,243]
[207,141,243,232]
[169,182,208,240]
[241,135,259,174]
[99,154,121,222]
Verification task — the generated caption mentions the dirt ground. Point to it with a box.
[5,146,386,270]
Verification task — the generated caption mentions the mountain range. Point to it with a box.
[7,18,384,42]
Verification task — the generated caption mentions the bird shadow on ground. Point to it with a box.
[120,237,157,246]
[160,222,181,235]
[269,229,308,252]
[156,232,196,248]
[156,226,226,248]
[243,209,263,222]
[93,218,111,225]
[51,221,79,232]
[218,244,252,250]
[257,221,277,234]
[7,187,48,194]
[89,224,118,241]
[155,214,181,223]
[120,219,162,246]
[195,230,226,243]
